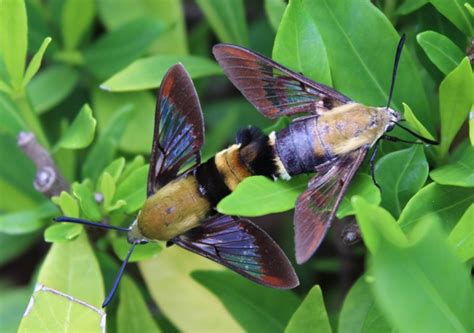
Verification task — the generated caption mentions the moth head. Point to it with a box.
[377,107,400,132]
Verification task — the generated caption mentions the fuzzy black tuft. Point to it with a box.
[239,131,278,178]
[194,157,231,207]
[236,126,265,147]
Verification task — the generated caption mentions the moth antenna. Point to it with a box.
[393,122,439,145]
[102,241,138,307]
[386,34,406,109]
[53,217,131,232]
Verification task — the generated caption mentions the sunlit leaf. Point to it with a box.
[429,0,473,37]
[61,0,95,50]
[58,104,97,149]
[430,145,474,187]
[0,202,57,235]
[22,37,52,87]
[111,237,161,263]
[448,204,474,262]
[113,165,148,213]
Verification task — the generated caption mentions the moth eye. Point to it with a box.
[322,98,333,109]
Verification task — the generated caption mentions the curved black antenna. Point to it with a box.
[393,122,439,145]
[386,34,406,108]
[53,217,130,232]
[102,241,138,307]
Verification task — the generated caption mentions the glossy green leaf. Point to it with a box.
[111,237,162,263]
[102,157,125,182]
[193,270,300,333]
[417,31,465,75]
[303,0,432,129]
[337,174,381,219]
[196,0,248,46]
[217,175,311,217]
[22,37,52,87]
[117,275,161,333]
[429,0,473,36]
[285,285,331,333]
[98,172,115,210]
[52,191,79,217]
[139,246,242,332]
[19,231,105,332]
[0,202,57,235]
[265,0,286,31]
[100,55,221,92]
[83,17,165,80]
[61,0,95,50]
[448,204,474,261]
[0,0,27,89]
[58,104,97,149]
[27,65,80,114]
[119,155,145,183]
[44,223,82,243]
[82,106,132,181]
[0,92,27,135]
[113,165,148,213]
[92,89,155,153]
[431,145,474,187]
[0,286,31,333]
[273,0,331,86]
[438,58,473,158]
[352,196,408,253]
[403,103,436,141]
[339,276,392,333]
[398,183,474,232]
[370,221,474,333]
[375,145,429,217]
[72,181,101,221]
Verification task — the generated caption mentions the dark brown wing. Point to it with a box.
[173,214,299,289]
[147,64,204,196]
[212,44,351,119]
[294,147,369,264]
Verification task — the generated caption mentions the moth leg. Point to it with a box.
[383,134,425,145]
[369,141,381,191]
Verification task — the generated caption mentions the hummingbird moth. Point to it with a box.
[213,34,437,264]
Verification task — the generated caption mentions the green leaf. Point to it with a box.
[99,172,115,210]
[470,107,474,145]
[285,285,331,333]
[19,232,105,332]
[195,0,248,46]
[302,0,431,129]
[193,270,300,333]
[337,174,381,219]
[438,59,473,158]
[396,0,429,15]
[431,145,474,187]
[0,0,27,90]
[0,92,27,135]
[119,155,145,183]
[58,104,97,149]
[117,275,161,333]
[429,0,473,36]
[113,164,148,214]
[273,0,331,86]
[339,276,393,333]
[27,65,80,114]
[352,196,408,253]
[0,286,31,333]
[111,237,162,263]
[375,145,429,217]
[0,232,38,266]
[100,55,221,92]
[72,181,101,221]
[448,204,474,262]
[403,103,436,141]
[83,17,165,80]
[61,0,95,50]
[0,202,57,235]
[92,89,155,153]
[416,31,465,75]
[102,157,126,182]
[217,175,311,217]
[82,105,132,181]
[44,223,82,243]
[264,0,286,31]
[370,221,474,333]
[138,246,242,331]
[22,37,52,87]
[398,183,474,232]
[52,191,79,217]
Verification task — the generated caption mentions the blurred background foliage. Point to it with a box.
[0,0,473,332]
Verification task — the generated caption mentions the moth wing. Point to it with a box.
[147,64,204,196]
[173,214,299,288]
[213,44,351,119]
[294,147,369,264]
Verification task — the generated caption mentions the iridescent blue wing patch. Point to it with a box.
[173,214,299,288]
[213,44,351,119]
[148,64,204,196]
